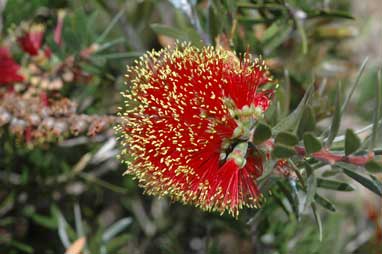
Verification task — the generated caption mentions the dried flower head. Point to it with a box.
[117,42,274,216]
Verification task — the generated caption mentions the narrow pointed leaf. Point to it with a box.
[275,132,299,146]
[272,144,296,158]
[0,237,34,253]
[338,163,382,196]
[237,2,285,10]
[317,178,354,191]
[272,191,291,217]
[370,174,382,190]
[326,83,342,147]
[151,23,186,39]
[96,7,126,43]
[341,58,368,113]
[370,68,382,152]
[322,167,341,177]
[150,24,202,46]
[273,84,314,134]
[298,105,316,138]
[303,133,322,154]
[304,173,317,210]
[207,3,223,40]
[314,193,336,212]
[253,122,272,144]
[311,203,323,241]
[308,10,354,20]
[365,160,382,173]
[277,181,300,220]
[102,217,132,242]
[295,17,308,54]
[345,129,361,155]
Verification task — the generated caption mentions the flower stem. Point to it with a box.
[294,146,371,166]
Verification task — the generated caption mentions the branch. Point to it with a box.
[295,146,371,166]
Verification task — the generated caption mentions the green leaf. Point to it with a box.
[104,234,131,253]
[370,68,382,152]
[23,207,57,230]
[273,84,314,134]
[102,218,132,242]
[208,8,218,40]
[0,235,34,253]
[314,193,336,212]
[272,144,296,158]
[96,6,126,43]
[298,105,316,138]
[304,172,317,210]
[92,52,143,60]
[30,213,57,229]
[370,174,382,190]
[326,83,342,147]
[341,58,368,113]
[0,191,14,213]
[56,211,70,248]
[277,181,300,220]
[222,0,237,15]
[275,132,299,146]
[237,17,272,25]
[307,10,354,20]
[253,122,272,144]
[272,189,291,217]
[261,20,285,43]
[73,203,84,237]
[317,178,354,191]
[150,24,202,46]
[365,160,382,173]
[208,1,225,40]
[280,70,291,118]
[344,129,361,155]
[311,203,323,241]
[237,2,285,10]
[295,16,308,54]
[322,167,341,177]
[338,162,382,196]
[151,23,186,39]
[303,133,322,154]
[261,20,293,54]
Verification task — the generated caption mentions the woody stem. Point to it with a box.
[294,146,372,166]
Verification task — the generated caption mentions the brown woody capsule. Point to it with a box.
[27,114,41,126]
[51,98,77,117]
[41,117,55,130]
[0,108,12,126]
[10,118,27,136]
[52,120,68,136]
[62,71,74,82]
[87,118,107,136]
[70,117,88,135]
[49,78,63,90]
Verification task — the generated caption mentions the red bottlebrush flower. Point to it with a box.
[44,47,52,59]
[54,10,66,46]
[17,25,45,56]
[0,47,24,84]
[117,43,274,216]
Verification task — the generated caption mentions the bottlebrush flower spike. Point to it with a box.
[0,47,24,84]
[17,24,45,56]
[117,42,274,217]
[54,10,66,46]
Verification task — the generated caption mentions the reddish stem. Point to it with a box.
[294,145,371,166]
[264,139,372,166]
